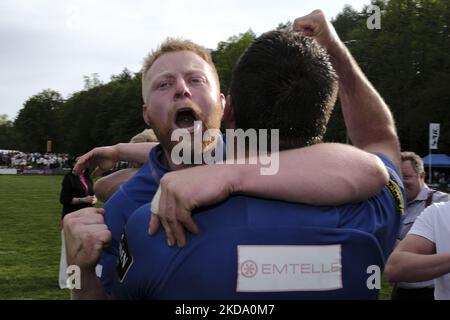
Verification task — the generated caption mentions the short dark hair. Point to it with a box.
[229,31,338,150]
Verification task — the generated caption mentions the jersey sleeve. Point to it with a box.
[337,153,405,260]
[374,152,405,215]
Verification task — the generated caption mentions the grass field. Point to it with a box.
[0,175,70,299]
[0,175,394,300]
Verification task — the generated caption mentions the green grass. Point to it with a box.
[0,175,394,300]
[380,275,394,300]
[0,175,70,299]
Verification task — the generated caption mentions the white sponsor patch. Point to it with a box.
[95,264,103,278]
[237,245,342,292]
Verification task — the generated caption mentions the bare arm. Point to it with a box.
[235,143,388,205]
[115,142,156,163]
[73,143,156,176]
[70,195,97,205]
[94,168,139,202]
[385,234,450,282]
[150,142,389,247]
[71,269,110,300]
[293,10,401,168]
[331,45,400,167]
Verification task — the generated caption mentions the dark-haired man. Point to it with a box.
[66,30,388,299]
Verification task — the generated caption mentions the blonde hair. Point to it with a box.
[401,151,424,174]
[127,129,158,168]
[129,129,158,143]
[141,38,218,102]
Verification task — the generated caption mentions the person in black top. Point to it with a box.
[58,158,97,288]
[60,162,97,216]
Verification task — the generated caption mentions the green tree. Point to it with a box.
[9,1,450,156]
[332,5,362,42]
[60,71,145,156]
[0,114,10,125]
[83,73,103,90]
[111,68,133,82]
[327,0,449,155]
[0,115,18,150]
[276,21,293,31]
[212,30,256,94]
[14,90,64,153]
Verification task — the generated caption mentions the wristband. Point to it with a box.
[79,198,84,204]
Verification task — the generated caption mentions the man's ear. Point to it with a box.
[223,95,236,129]
[419,171,426,181]
[142,104,150,125]
[220,93,226,110]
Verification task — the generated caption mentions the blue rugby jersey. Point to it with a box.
[100,136,226,292]
[114,154,404,299]
[99,144,169,292]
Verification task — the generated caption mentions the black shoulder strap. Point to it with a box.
[425,190,437,208]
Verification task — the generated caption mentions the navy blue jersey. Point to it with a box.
[100,137,226,292]
[99,144,169,291]
[114,154,404,299]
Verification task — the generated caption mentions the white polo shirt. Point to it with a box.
[409,201,450,300]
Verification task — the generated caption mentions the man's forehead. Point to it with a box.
[148,50,212,80]
[401,160,415,171]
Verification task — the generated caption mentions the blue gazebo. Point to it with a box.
[422,154,450,168]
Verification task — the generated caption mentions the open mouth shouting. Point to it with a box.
[174,107,202,133]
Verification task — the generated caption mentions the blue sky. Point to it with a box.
[0,0,371,120]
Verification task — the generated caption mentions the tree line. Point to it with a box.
[1,0,448,157]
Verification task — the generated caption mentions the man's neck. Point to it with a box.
[159,136,223,171]
[159,149,190,171]
[409,182,429,203]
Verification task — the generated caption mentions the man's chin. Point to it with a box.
[172,118,204,134]
[168,133,219,163]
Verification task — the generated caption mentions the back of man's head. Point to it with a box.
[229,31,338,151]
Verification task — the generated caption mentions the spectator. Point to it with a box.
[385,201,450,300]
[58,158,97,289]
[391,151,450,300]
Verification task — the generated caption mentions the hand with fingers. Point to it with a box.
[78,195,98,205]
[149,187,177,246]
[84,195,98,205]
[63,207,112,270]
[148,165,239,248]
[293,9,343,56]
[73,146,120,178]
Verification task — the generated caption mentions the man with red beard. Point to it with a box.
[110,22,404,298]
[141,45,225,169]
[65,33,390,299]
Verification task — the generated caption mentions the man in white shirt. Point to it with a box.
[392,151,450,299]
[385,201,450,300]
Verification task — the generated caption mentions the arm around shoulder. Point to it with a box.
[234,143,389,205]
